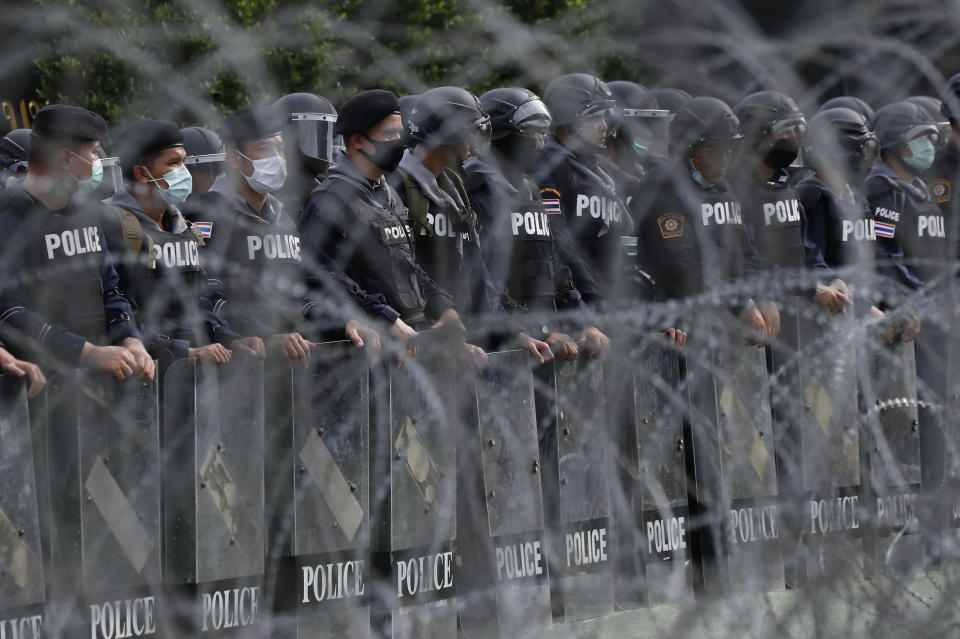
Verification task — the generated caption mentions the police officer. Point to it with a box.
[390,86,497,317]
[867,101,948,294]
[104,119,259,366]
[181,105,377,359]
[465,86,607,359]
[533,73,630,306]
[272,92,342,218]
[300,89,461,345]
[0,105,154,380]
[605,81,669,181]
[0,128,30,188]
[635,96,770,340]
[798,107,880,273]
[181,126,225,196]
[731,91,852,315]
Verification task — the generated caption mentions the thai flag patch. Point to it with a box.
[542,199,561,215]
[874,221,895,238]
[193,221,213,238]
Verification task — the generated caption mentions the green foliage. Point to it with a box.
[27,0,627,126]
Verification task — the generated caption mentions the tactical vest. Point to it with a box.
[695,185,748,286]
[109,206,205,339]
[559,157,630,293]
[320,176,427,326]
[743,182,804,270]
[399,168,478,305]
[25,206,106,341]
[502,181,555,308]
[797,179,876,269]
[872,175,951,286]
[225,209,306,331]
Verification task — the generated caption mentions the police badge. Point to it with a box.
[657,213,684,239]
[931,179,951,204]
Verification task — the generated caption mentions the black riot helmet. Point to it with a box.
[734,91,806,170]
[670,96,742,158]
[273,92,343,174]
[607,81,670,161]
[398,94,419,147]
[803,107,879,178]
[408,86,491,155]
[651,88,692,118]
[905,95,951,156]
[940,72,960,123]
[0,128,31,176]
[869,101,939,150]
[479,87,552,140]
[181,126,225,193]
[543,73,618,134]
[820,96,874,121]
[734,91,806,144]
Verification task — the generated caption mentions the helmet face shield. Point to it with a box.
[859,134,880,165]
[511,99,552,136]
[620,108,670,159]
[291,113,344,164]
[771,115,807,139]
[467,115,493,156]
[903,123,939,146]
[93,156,122,200]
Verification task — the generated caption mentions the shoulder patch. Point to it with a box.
[657,213,684,239]
[193,221,213,238]
[931,178,951,204]
[540,187,561,199]
[540,187,562,215]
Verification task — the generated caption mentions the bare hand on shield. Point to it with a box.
[578,326,610,359]
[122,337,156,382]
[743,302,768,347]
[80,343,138,380]
[518,332,554,364]
[345,319,381,353]
[0,347,47,397]
[268,332,314,361]
[546,331,579,361]
[188,343,232,365]
[665,328,687,348]
[230,336,266,358]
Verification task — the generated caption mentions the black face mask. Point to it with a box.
[847,152,870,184]
[361,135,406,173]
[762,137,800,171]
[500,133,541,174]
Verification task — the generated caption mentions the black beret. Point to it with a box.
[222,105,283,146]
[31,104,107,143]
[335,90,401,136]
[115,119,184,171]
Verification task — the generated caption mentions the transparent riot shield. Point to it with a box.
[538,355,614,622]
[793,309,865,583]
[0,376,45,637]
[683,308,783,597]
[863,339,923,574]
[620,337,693,606]
[369,336,462,639]
[43,370,162,638]
[163,352,265,637]
[457,349,551,638]
[266,341,371,639]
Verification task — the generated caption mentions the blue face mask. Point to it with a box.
[69,151,104,197]
[903,136,936,173]
[631,137,649,159]
[147,164,193,206]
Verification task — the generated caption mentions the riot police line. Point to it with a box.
[2,71,960,637]
[0,278,958,638]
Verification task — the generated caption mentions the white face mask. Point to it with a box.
[238,152,287,194]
